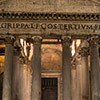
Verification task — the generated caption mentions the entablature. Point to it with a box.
[0,12,100,21]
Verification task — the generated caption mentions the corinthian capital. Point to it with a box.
[79,47,89,57]
[88,36,100,46]
[5,36,15,45]
[61,36,72,44]
[32,36,42,44]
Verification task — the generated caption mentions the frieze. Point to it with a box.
[0,22,100,35]
[0,12,100,21]
[0,12,99,36]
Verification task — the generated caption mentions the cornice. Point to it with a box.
[0,12,100,21]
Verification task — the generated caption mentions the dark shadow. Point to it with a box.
[41,78,58,100]
[0,72,3,100]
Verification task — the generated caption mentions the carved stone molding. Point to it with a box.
[79,47,89,57]
[0,12,100,21]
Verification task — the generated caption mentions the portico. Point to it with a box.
[0,12,99,100]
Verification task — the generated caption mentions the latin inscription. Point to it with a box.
[0,22,100,34]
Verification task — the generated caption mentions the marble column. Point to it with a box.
[62,36,72,100]
[80,47,89,100]
[12,47,21,100]
[31,36,42,100]
[89,37,100,100]
[2,37,14,100]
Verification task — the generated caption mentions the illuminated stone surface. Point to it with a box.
[0,0,99,12]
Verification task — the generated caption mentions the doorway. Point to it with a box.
[41,78,58,100]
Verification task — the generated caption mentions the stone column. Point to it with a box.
[12,46,21,100]
[89,37,100,100]
[79,47,89,100]
[2,37,14,100]
[76,55,82,100]
[62,36,72,100]
[31,36,42,100]
[72,64,77,100]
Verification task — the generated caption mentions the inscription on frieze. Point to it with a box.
[0,22,100,35]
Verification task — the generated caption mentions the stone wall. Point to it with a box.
[41,44,62,73]
[0,0,100,13]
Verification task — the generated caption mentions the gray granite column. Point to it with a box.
[2,37,14,100]
[76,55,82,100]
[89,36,100,100]
[72,64,77,100]
[79,46,89,100]
[12,46,21,100]
[62,36,72,100]
[31,36,42,100]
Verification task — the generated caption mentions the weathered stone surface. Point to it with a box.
[18,64,32,100]
[41,44,62,72]
[0,0,100,12]
[2,40,14,100]
[31,36,41,100]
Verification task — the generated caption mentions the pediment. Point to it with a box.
[0,0,100,13]
[0,0,8,9]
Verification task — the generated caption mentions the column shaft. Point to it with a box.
[19,63,32,100]
[76,56,82,100]
[2,37,14,100]
[80,45,89,100]
[62,37,72,100]
[90,38,100,100]
[82,56,89,100]
[31,36,41,100]
[72,67,77,100]
[12,47,20,100]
